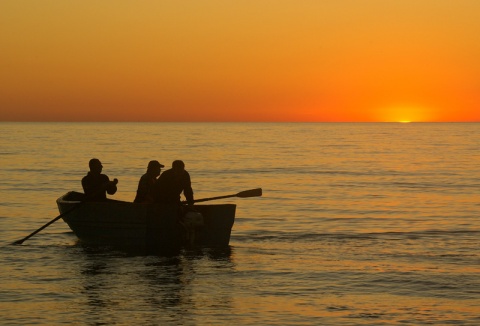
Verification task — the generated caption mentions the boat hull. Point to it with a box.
[56,192,236,249]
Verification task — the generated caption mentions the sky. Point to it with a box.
[1,1,479,122]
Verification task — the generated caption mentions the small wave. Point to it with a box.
[348,271,480,300]
[234,229,480,243]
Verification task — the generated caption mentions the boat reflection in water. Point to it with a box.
[74,242,234,324]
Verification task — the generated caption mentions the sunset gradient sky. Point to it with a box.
[1,1,479,122]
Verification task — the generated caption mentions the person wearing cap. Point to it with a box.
[134,160,164,203]
[153,160,194,207]
[81,158,118,201]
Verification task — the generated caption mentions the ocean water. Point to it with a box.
[0,122,479,325]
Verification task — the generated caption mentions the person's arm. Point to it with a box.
[183,172,194,206]
[134,176,147,202]
[81,177,90,195]
[152,173,166,203]
[82,176,97,197]
[105,178,118,195]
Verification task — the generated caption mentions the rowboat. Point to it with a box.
[56,191,236,250]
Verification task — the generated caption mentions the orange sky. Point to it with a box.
[1,1,479,122]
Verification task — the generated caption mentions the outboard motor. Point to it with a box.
[182,211,204,245]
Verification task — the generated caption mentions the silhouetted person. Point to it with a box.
[81,158,118,201]
[134,160,164,203]
[154,160,194,207]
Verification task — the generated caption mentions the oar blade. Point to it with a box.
[236,188,262,198]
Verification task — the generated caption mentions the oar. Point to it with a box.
[12,202,86,245]
[12,180,118,245]
[187,188,262,204]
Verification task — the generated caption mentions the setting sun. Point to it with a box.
[376,105,435,123]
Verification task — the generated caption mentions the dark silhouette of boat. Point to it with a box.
[56,191,236,249]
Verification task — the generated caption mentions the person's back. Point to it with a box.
[81,158,118,201]
[134,160,163,203]
[154,160,194,206]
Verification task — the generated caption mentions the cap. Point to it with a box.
[148,160,164,169]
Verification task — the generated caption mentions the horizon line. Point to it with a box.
[1,121,480,124]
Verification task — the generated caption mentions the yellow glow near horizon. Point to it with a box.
[376,105,434,123]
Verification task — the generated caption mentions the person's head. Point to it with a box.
[172,160,185,177]
[89,158,103,174]
[147,160,164,177]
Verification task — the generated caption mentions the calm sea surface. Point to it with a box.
[0,122,479,325]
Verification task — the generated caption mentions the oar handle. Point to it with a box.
[184,188,262,204]
[192,194,236,203]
